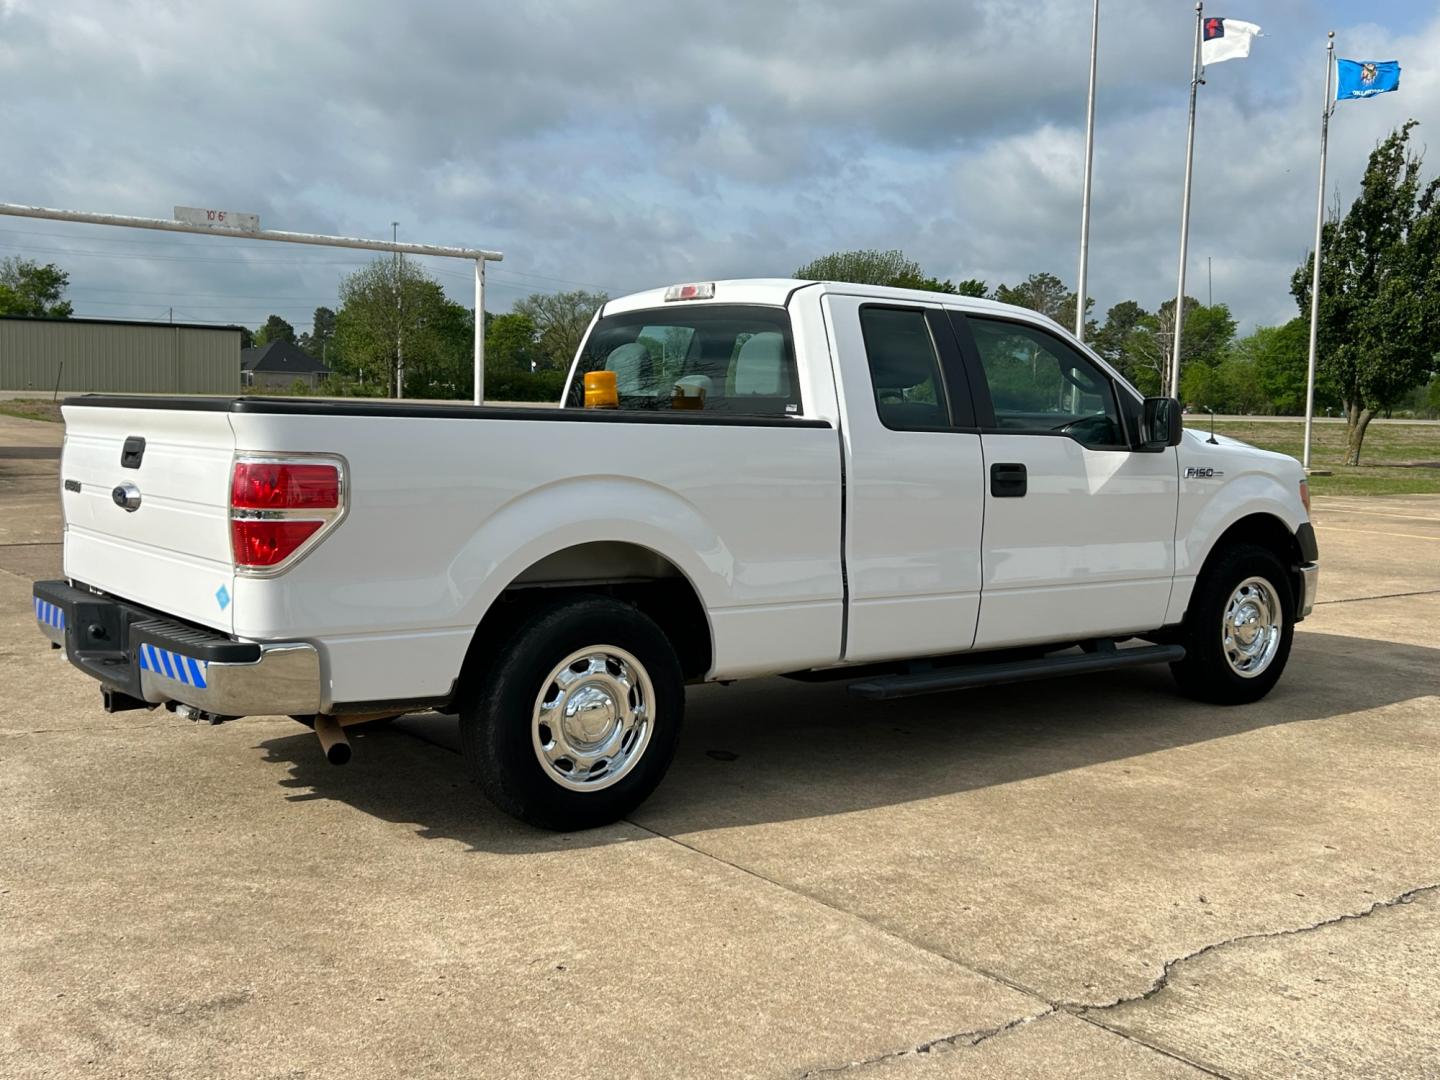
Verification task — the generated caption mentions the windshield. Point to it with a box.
[566,304,801,417]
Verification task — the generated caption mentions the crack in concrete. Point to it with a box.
[1317,588,1440,605]
[638,817,1437,1080]
[1068,882,1440,1014]
[797,1007,1057,1078]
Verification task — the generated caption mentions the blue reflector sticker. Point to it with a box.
[33,597,66,630]
[216,585,230,611]
[138,642,209,690]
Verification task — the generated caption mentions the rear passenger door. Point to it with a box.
[952,313,1178,650]
[823,295,985,663]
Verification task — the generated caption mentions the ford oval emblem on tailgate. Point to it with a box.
[112,483,142,512]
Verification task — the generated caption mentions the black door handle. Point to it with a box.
[990,462,1027,497]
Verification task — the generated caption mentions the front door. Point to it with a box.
[952,313,1179,650]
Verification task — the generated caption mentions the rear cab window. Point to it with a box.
[566,305,802,417]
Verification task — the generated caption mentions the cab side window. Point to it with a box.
[859,307,950,431]
[966,317,1125,449]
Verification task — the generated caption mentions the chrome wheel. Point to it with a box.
[1222,576,1283,678]
[532,645,654,792]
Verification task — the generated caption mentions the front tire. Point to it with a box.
[1171,543,1295,705]
[460,596,685,831]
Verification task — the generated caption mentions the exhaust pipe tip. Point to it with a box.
[312,714,351,766]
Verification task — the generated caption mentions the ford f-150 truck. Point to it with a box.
[33,278,1318,829]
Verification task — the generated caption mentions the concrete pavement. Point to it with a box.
[1,411,1438,1078]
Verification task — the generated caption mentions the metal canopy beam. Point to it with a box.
[0,203,503,262]
[0,202,502,405]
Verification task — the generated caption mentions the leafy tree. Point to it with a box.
[1181,353,1267,415]
[485,313,539,372]
[0,257,73,318]
[994,272,1070,322]
[1171,300,1236,370]
[993,272,1095,336]
[1229,318,1328,416]
[1092,300,1147,372]
[253,314,296,348]
[237,326,254,350]
[1292,121,1440,463]
[512,289,608,371]
[795,249,925,286]
[299,306,338,363]
[794,249,981,297]
[334,259,474,397]
[1106,297,1235,397]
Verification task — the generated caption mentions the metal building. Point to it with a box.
[0,316,242,394]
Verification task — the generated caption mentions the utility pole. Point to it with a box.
[392,221,404,399]
[1207,257,1212,306]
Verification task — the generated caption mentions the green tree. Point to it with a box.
[994,272,1070,322]
[0,257,73,318]
[1092,300,1146,372]
[511,289,608,371]
[1106,298,1235,398]
[795,248,925,285]
[334,259,473,397]
[299,306,338,363]
[485,313,539,372]
[793,249,980,296]
[253,314,296,348]
[993,272,1095,336]
[1292,121,1440,463]
[1229,318,1322,416]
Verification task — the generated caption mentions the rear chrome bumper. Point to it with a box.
[1297,562,1319,620]
[33,580,321,718]
[135,640,321,716]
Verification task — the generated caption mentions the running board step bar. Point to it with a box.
[848,644,1186,701]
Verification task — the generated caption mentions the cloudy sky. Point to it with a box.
[1,0,1435,335]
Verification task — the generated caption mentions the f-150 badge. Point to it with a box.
[1184,466,1224,479]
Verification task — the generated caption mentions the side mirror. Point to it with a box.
[1139,397,1183,450]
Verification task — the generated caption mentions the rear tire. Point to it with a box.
[1171,543,1294,705]
[459,595,684,831]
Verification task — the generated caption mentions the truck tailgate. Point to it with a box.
[60,404,236,633]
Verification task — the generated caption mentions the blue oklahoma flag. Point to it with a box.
[1336,59,1400,100]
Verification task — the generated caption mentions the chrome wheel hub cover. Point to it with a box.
[532,646,654,791]
[1222,576,1282,678]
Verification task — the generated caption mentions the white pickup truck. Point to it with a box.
[34,278,1318,829]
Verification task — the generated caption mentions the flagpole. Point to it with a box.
[1075,0,1100,342]
[1302,32,1335,473]
[1169,2,1204,399]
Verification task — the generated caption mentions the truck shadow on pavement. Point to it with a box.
[256,628,1440,851]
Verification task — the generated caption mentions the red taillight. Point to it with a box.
[231,462,340,510]
[230,519,324,567]
[229,456,345,573]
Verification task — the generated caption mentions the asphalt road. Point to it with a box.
[2,413,1437,1079]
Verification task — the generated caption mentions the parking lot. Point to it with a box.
[2,410,1437,1079]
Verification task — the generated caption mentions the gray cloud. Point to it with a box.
[0,0,1434,333]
